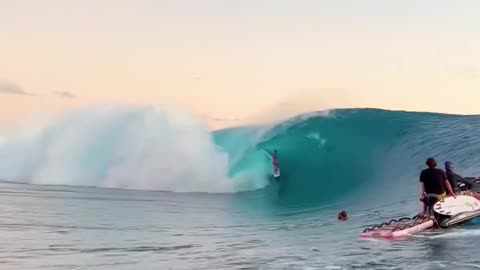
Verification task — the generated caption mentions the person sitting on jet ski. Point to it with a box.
[445,161,480,200]
[445,161,467,191]
[419,157,456,217]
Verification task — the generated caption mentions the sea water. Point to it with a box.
[2,106,480,269]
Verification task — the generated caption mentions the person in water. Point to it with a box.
[419,157,456,217]
[445,161,480,200]
[337,211,348,221]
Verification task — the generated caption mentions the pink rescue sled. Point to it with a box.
[360,214,435,239]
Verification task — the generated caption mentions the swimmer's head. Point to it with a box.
[337,211,348,221]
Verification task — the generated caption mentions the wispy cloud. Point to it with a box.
[212,117,240,122]
[456,67,479,78]
[448,65,480,79]
[53,91,76,99]
[200,114,240,123]
[0,80,32,96]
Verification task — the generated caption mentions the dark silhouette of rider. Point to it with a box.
[445,161,480,200]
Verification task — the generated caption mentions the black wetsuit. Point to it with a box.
[446,170,466,191]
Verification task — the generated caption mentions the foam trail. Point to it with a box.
[0,105,266,193]
[421,228,480,239]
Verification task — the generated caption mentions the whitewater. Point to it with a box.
[0,106,267,193]
[2,105,480,269]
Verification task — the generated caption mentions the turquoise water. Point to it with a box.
[2,107,480,269]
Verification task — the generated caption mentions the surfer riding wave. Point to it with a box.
[272,150,280,178]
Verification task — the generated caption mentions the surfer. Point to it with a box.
[272,150,280,177]
[419,157,456,217]
[445,161,480,200]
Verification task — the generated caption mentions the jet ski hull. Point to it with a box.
[437,210,480,228]
[433,195,480,227]
[457,176,480,192]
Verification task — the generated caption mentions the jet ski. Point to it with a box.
[360,194,480,238]
[457,176,480,192]
[433,194,480,228]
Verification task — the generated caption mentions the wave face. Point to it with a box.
[2,106,480,204]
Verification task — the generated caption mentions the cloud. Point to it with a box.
[458,68,479,78]
[450,66,480,79]
[53,91,76,99]
[0,80,32,96]
[200,114,240,123]
[212,117,240,122]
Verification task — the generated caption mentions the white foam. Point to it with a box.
[452,262,480,269]
[305,132,327,149]
[0,105,268,193]
[422,228,480,239]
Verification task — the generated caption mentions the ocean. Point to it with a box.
[1,107,480,269]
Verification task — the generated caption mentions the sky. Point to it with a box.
[1,0,480,129]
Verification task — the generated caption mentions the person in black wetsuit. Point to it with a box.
[445,161,466,191]
[419,157,456,217]
[445,161,480,200]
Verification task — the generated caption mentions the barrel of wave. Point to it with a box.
[212,127,272,191]
[272,109,420,205]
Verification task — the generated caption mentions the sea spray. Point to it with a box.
[0,105,266,193]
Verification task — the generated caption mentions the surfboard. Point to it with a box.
[273,169,280,178]
[434,195,480,216]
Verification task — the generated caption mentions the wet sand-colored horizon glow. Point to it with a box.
[1,1,480,129]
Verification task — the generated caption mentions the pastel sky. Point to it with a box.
[1,0,480,129]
